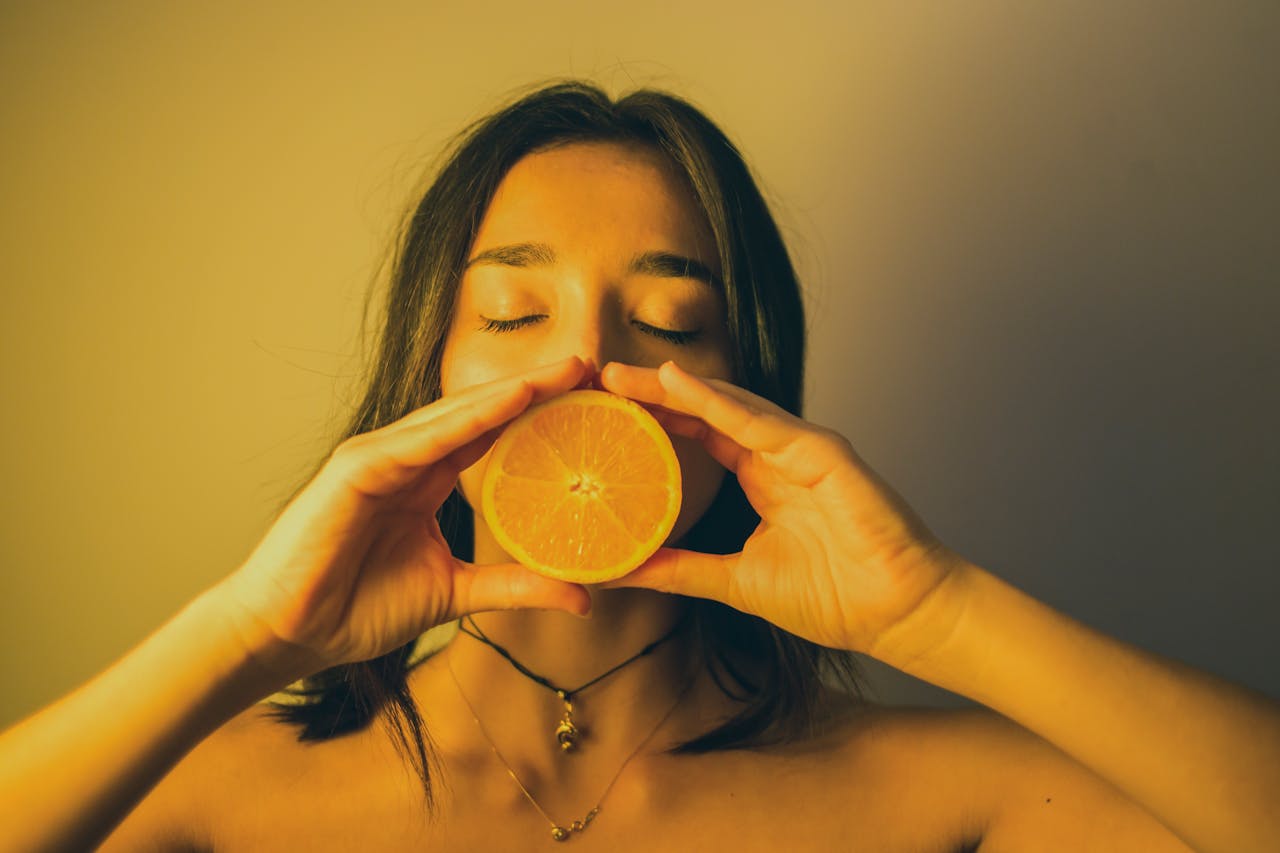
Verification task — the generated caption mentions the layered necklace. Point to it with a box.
[446,607,697,842]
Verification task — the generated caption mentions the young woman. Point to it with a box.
[2,81,1276,852]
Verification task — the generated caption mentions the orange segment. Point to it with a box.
[480,389,682,583]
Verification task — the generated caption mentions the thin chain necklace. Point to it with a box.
[456,606,693,753]
[446,651,698,842]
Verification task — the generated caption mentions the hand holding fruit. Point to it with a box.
[210,357,596,688]
[596,360,968,656]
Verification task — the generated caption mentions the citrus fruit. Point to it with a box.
[480,389,682,584]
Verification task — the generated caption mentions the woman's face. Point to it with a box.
[441,140,735,549]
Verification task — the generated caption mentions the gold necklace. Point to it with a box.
[445,651,698,842]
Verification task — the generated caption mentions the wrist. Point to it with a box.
[191,581,324,697]
[866,556,984,674]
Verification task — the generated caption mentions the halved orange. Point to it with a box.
[480,389,682,584]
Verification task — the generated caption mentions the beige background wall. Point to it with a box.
[2,1,1276,726]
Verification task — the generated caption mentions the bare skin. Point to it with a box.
[432,138,741,802]
[15,140,1238,851]
[102,686,1187,852]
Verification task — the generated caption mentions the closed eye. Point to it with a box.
[478,315,546,333]
[478,315,702,345]
[635,320,701,345]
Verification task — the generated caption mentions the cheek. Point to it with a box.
[440,334,504,398]
[667,434,727,544]
[455,444,491,511]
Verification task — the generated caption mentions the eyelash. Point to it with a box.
[478,315,702,346]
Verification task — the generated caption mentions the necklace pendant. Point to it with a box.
[551,825,570,841]
[555,718,579,752]
[555,698,579,752]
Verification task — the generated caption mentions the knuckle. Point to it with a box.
[331,434,366,460]
[817,425,850,448]
[325,435,372,476]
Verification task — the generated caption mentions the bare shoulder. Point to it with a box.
[818,701,999,842]
[834,703,1193,852]
[99,701,298,852]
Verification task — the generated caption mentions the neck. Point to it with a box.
[409,515,736,809]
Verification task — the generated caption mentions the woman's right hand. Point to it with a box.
[209,355,596,687]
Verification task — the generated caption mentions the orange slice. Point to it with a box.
[480,389,682,584]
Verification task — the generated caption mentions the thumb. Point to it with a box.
[596,547,737,605]
[448,561,593,620]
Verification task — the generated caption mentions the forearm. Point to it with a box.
[872,560,1280,853]
[0,586,292,852]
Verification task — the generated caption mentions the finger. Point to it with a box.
[645,407,748,473]
[330,379,536,498]
[656,362,802,456]
[603,361,797,456]
[594,547,738,607]
[604,363,764,473]
[385,355,588,434]
[397,422,506,514]
[601,361,790,418]
[448,561,593,620]
[598,361,667,404]
[572,357,601,389]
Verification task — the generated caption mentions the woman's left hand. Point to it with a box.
[596,360,967,655]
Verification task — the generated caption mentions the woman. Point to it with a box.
[2,81,1275,851]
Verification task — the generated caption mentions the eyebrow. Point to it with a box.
[464,242,722,290]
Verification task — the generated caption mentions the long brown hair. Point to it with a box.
[261,79,867,819]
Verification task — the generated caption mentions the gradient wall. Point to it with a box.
[2,1,1276,725]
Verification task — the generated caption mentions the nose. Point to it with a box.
[570,352,610,393]
[574,361,605,391]
[561,304,628,389]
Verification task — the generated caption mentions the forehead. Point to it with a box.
[471,141,719,271]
